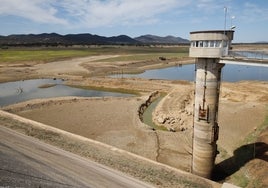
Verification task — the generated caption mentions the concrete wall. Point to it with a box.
[190,30,234,41]
[192,58,224,178]
[189,30,234,58]
[190,47,227,58]
[190,30,234,179]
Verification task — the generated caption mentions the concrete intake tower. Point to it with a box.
[189,30,234,178]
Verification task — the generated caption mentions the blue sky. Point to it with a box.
[0,0,267,42]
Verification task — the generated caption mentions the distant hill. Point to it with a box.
[64,34,138,45]
[0,33,139,46]
[0,33,66,46]
[134,34,189,44]
[0,33,189,46]
[255,41,268,44]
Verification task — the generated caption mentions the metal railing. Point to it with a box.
[228,50,268,60]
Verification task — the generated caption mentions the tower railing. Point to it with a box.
[227,50,268,60]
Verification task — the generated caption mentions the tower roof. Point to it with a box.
[190,30,234,40]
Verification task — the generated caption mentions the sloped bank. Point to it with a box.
[138,91,160,125]
[0,110,220,188]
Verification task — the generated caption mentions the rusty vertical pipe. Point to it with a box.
[192,58,224,178]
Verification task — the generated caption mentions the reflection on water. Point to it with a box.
[1,63,268,107]
[112,64,195,81]
[0,79,133,106]
[112,64,268,82]
[222,64,268,82]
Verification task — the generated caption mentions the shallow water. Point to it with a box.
[112,64,268,82]
[142,96,165,130]
[0,79,133,106]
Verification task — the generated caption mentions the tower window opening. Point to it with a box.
[215,41,221,47]
[191,40,224,48]
[204,41,208,47]
[209,41,215,47]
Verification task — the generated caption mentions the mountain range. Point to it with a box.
[0,33,189,46]
[134,34,189,44]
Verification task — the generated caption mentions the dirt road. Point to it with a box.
[35,55,120,77]
[0,126,154,188]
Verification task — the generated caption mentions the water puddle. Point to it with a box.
[0,78,133,106]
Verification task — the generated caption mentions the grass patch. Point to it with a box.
[94,52,188,62]
[86,45,189,55]
[232,173,250,188]
[228,106,268,187]
[38,83,57,88]
[67,84,140,96]
[0,46,189,64]
[244,106,268,144]
[0,49,97,64]
[232,175,264,188]
[217,146,229,159]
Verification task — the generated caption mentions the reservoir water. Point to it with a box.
[0,79,133,107]
[112,64,268,82]
[1,62,268,107]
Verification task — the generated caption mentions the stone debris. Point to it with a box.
[152,87,194,132]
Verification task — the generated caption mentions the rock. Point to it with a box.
[166,117,174,124]
[157,117,165,124]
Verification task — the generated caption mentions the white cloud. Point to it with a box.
[239,2,268,22]
[194,0,227,14]
[0,0,68,25]
[196,0,215,9]
[0,0,189,28]
[60,0,189,28]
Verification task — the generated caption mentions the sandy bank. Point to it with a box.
[3,80,268,180]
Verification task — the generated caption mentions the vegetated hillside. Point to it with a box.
[134,34,189,44]
[64,34,138,45]
[0,33,67,46]
[255,41,268,44]
[0,33,189,46]
[0,33,139,46]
